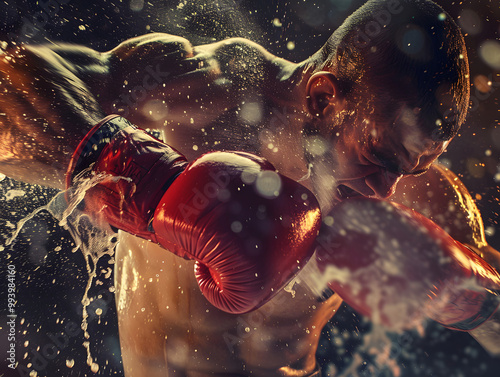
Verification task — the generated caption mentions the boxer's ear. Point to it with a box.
[305,72,345,119]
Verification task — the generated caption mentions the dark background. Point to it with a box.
[0,0,499,376]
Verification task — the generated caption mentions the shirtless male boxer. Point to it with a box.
[1,0,500,376]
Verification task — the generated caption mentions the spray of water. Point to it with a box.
[5,170,121,373]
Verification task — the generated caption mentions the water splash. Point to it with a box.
[5,170,120,373]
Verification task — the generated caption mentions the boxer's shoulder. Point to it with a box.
[390,163,485,246]
[109,32,194,60]
[196,37,281,88]
[202,37,273,60]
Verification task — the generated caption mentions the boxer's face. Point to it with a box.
[332,102,449,200]
[306,87,453,206]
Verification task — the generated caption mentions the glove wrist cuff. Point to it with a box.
[444,292,500,331]
[66,115,188,240]
[66,115,126,188]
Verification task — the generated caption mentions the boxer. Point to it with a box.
[1,0,498,376]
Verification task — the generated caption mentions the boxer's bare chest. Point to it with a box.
[115,233,342,375]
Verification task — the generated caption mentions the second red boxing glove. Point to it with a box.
[315,198,500,331]
[67,115,321,314]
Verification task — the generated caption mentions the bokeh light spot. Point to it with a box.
[458,9,483,35]
[491,127,500,150]
[466,158,485,179]
[473,74,492,94]
[304,136,329,157]
[240,102,263,125]
[141,99,169,121]
[255,171,282,199]
[130,0,144,12]
[479,40,500,70]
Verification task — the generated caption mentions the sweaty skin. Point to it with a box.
[0,32,499,376]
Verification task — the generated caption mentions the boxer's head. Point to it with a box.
[303,0,469,207]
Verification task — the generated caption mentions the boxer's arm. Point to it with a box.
[21,33,240,128]
[390,163,500,354]
[0,44,105,188]
[103,34,270,126]
[0,33,211,187]
[24,33,203,111]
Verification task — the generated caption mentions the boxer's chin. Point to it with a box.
[335,184,364,201]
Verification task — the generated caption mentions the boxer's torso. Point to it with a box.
[115,233,342,377]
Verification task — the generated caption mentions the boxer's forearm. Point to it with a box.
[470,308,500,356]
[466,244,500,355]
[0,44,106,188]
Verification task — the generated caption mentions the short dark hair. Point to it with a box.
[312,0,470,140]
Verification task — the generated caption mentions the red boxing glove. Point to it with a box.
[315,198,500,331]
[67,115,321,314]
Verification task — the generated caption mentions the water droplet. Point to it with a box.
[90,362,99,373]
[272,18,282,27]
